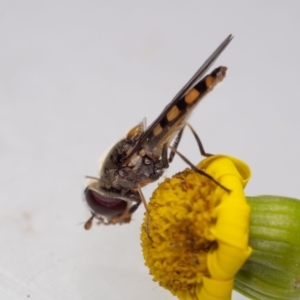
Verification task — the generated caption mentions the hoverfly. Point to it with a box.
[84,34,233,229]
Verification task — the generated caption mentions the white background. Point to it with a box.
[1,1,300,299]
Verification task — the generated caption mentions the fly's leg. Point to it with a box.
[161,127,185,168]
[168,127,185,163]
[110,199,141,224]
[85,203,139,227]
[161,143,169,168]
[136,183,149,213]
[166,123,211,165]
[136,183,153,240]
[186,123,212,157]
[84,212,113,229]
[106,181,149,225]
[168,145,230,192]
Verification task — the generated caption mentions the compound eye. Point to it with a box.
[85,188,127,217]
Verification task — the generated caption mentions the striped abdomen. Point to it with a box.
[147,66,227,149]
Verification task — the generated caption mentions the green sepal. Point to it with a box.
[234,195,300,299]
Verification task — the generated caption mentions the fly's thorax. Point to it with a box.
[102,139,132,168]
[99,136,135,173]
[98,141,154,191]
[98,138,128,189]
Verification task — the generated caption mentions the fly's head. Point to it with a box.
[84,137,140,226]
[84,179,141,225]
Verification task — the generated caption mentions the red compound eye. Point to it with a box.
[85,188,127,217]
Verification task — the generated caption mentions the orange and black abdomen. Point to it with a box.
[148,66,227,145]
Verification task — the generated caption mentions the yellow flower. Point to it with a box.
[141,155,252,300]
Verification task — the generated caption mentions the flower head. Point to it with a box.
[141,155,252,300]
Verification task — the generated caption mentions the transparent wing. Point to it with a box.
[128,34,233,155]
[169,34,233,104]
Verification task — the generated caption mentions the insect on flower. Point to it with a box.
[84,34,233,229]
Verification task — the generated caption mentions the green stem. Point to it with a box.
[234,195,300,300]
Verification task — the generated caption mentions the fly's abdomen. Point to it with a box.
[149,66,227,142]
[187,66,227,107]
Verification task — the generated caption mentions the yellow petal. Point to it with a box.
[198,155,251,187]
[197,277,234,300]
[199,156,252,280]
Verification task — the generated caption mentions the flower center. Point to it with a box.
[141,168,218,296]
